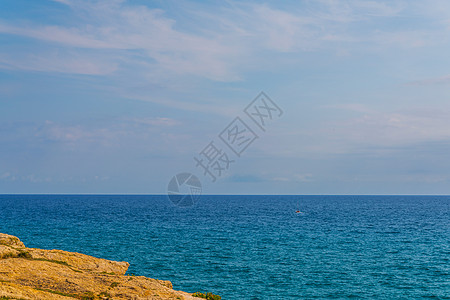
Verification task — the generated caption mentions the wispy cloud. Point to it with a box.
[273,173,313,183]
[323,108,450,152]
[0,1,241,81]
[406,74,450,86]
[32,117,183,145]
[312,0,404,22]
[1,0,442,81]
[226,174,265,183]
[2,1,450,194]
[51,0,71,5]
[127,117,181,127]
[0,50,117,75]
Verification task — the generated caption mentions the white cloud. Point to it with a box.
[249,5,316,52]
[321,103,375,113]
[30,117,190,150]
[325,108,450,151]
[120,92,239,117]
[0,171,52,183]
[313,0,404,23]
[271,104,450,159]
[1,0,449,113]
[273,173,313,183]
[0,50,117,75]
[35,120,95,143]
[0,0,428,80]
[294,173,314,182]
[407,74,450,86]
[0,1,242,81]
[52,0,71,5]
[0,172,11,180]
[128,117,180,127]
[349,0,404,17]
[272,177,290,182]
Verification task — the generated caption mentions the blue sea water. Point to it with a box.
[0,195,449,299]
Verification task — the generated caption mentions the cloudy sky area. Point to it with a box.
[1,0,450,194]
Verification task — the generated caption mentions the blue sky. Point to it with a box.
[1,0,450,194]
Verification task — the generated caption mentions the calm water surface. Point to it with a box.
[0,195,449,299]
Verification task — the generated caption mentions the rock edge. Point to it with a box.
[0,233,203,300]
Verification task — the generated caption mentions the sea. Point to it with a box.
[0,195,448,299]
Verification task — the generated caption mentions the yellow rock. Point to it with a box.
[0,233,25,248]
[0,245,20,259]
[0,233,204,300]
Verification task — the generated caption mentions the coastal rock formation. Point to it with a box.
[0,233,204,300]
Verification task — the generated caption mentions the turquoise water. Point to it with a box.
[0,195,449,299]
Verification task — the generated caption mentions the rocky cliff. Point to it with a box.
[0,233,207,300]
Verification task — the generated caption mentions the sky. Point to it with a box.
[1,0,450,195]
